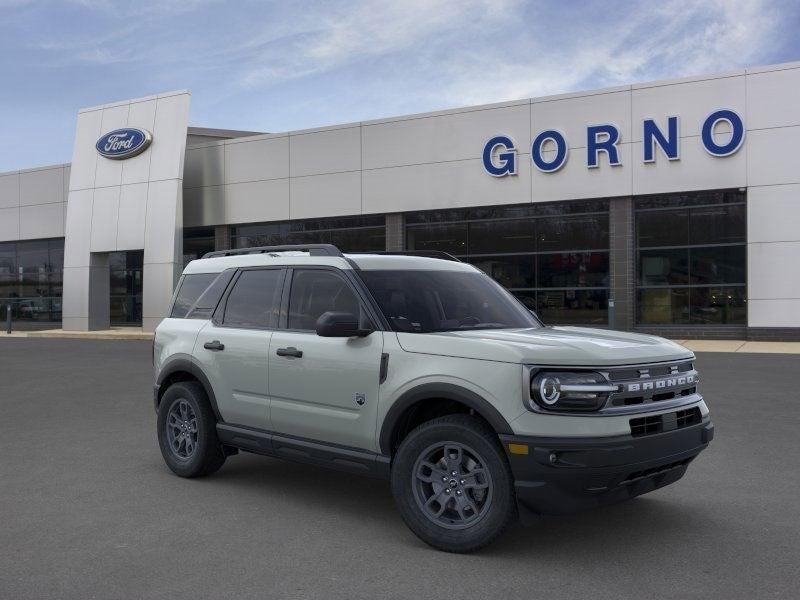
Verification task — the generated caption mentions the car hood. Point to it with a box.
[395,326,693,366]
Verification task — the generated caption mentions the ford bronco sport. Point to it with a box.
[153,244,713,552]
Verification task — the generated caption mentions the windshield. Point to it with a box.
[358,269,542,333]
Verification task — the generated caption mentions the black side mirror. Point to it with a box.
[315,311,373,337]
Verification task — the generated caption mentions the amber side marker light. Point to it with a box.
[508,443,529,455]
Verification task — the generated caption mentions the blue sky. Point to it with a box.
[0,0,798,171]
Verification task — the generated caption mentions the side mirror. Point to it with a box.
[315,311,373,337]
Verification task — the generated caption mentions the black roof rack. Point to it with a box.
[202,244,345,259]
[349,250,461,262]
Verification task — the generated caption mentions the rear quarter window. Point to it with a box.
[170,273,220,318]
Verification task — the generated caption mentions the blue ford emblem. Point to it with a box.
[96,128,152,160]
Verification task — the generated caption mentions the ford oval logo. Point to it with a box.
[95,128,152,160]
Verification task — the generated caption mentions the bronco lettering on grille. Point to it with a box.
[626,374,695,393]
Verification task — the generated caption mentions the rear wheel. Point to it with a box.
[391,414,517,552]
[157,381,225,478]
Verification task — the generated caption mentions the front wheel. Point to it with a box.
[157,381,226,478]
[391,414,517,552]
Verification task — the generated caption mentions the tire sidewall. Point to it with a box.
[391,416,516,552]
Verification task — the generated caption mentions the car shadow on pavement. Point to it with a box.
[183,451,715,557]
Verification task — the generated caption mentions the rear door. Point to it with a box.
[194,267,285,429]
[268,267,384,451]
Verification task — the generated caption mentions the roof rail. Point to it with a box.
[350,250,462,262]
[202,244,345,259]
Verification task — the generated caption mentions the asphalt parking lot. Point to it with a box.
[0,339,798,600]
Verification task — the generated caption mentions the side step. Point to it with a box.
[216,423,391,479]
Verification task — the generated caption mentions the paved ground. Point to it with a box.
[0,339,798,600]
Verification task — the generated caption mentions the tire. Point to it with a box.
[391,414,517,553]
[157,381,226,478]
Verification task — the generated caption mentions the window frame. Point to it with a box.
[212,266,287,331]
[634,190,747,327]
[279,266,384,333]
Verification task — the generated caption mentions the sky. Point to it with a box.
[0,0,798,171]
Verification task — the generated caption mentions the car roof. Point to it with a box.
[181,252,478,275]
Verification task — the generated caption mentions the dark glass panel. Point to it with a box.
[17,240,49,274]
[690,286,746,325]
[690,246,746,285]
[467,205,538,221]
[48,240,64,272]
[359,270,539,332]
[183,236,215,265]
[537,214,608,251]
[110,293,142,325]
[171,273,219,318]
[637,288,690,324]
[184,227,214,239]
[635,189,745,210]
[223,269,283,328]
[283,230,331,245]
[468,219,535,254]
[287,270,362,331]
[330,227,386,252]
[636,209,689,247]
[0,274,19,298]
[109,251,143,325]
[689,204,746,245]
[536,289,608,325]
[639,249,689,286]
[530,199,609,215]
[404,209,468,224]
[468,256,535,288]
[406,223,467,254]
[538,252,609,288]
[0,242,16,274]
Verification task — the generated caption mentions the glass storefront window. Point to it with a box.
[109,250,143,326]
[538,252,609,288]
[232,215,385,252]
[533,289,609,325]
[406,202,611,326]
[0,238,64,323]
[183,227,215,266]
[406,223,467,254]
[537,215,608,251]
[635,190,746,326]
[467,220,534,254]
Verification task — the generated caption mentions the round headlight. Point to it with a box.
[538,376,561,405]
[530,370,616,412]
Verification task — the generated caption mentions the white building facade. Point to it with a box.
[1,61,798,338]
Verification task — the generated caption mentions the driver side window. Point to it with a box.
[287,269,366,331]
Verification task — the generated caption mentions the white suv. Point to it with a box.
[153,244,713,552]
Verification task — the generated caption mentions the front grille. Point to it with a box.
[608,361,698,408]
[608,361,693,382]
[630,407,702,437]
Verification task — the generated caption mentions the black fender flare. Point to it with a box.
[379,383,514,455]
[155,356,223,422]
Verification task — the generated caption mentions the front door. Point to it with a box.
[268,268,384,451]
[193,267,285,429]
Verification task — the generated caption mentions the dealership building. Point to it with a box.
[1,60,799,338]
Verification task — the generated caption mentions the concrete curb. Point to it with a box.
[1,331,799,352]
[0,328,154,341]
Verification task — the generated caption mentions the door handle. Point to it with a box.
[276,346,303,358]
[203,340,225,351]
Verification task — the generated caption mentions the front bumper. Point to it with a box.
[500,417,713,517]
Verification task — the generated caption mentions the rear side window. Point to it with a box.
[171,273,218,318]
[222,269,283,329]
